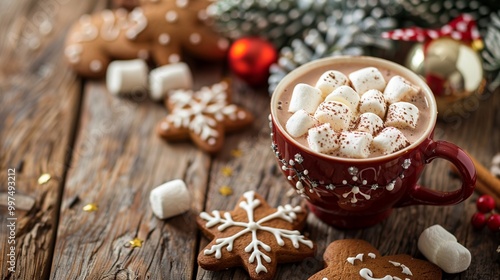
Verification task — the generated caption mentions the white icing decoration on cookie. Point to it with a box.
[100,9,128,41]
[176,0,188,8]
[197,10,208,21]
[65,44,83,64]
[126,8,147,39]
[359,268,394,280]
[166,82,240,141]
[160,121,169,131]
[199,191,313,274]
[189,33,201,44]
[347,253,364,264]
[389,261,413,276]
[168,54,180,63]
[237,111,246,120]
[158,33,170,45]
[89,60,102,72]
[137,49,149,59]
[77,15,98,42]
[347,253,413,280]
[165,10,178,23]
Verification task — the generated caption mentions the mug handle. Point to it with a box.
[397,140,476,206]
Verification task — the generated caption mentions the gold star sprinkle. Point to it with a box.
[231,149,243,158]
[472,39,484,51]
[219,185,233,196]
[129,238,143,248]
[221,166,233,177]
[38,173,51,185]
[82,203,98,212]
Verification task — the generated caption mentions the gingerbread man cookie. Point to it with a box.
[64,0,229,77]
[156,80,253,153]
[309,239,441,280]
[197,191,315,280]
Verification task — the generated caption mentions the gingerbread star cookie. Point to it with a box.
[197,191,315,280]
[309,239,442,280]
[64,0,228,77]
[156,80,253,153]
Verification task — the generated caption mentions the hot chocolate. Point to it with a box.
[273,62,432,159]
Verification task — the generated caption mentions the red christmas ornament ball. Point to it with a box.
[228,37,278,87]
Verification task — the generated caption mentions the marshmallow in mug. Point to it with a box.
[288,83,323,114]
[384,75,420,104]
[385,102,420,129]
[338,131,373,159]
[324,85,360,112]
[307,123,339,154]
[372,127,410,155]
[315,70,349,98]
[348,67,386,94]
[286,109,319,138]
[355,112,384,135]
[418,224,471,274]
[314,101,353,131]
[150,179,191,219]
[358,89,387,119]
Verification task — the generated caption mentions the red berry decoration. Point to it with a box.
[487,214,500,232]
[228,37,278,87]
[476,194,496,213]
[471,212,488,230]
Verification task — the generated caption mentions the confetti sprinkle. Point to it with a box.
[38,173,51,185]
[82,203,98,212]
[221,166,233,177]
[129,238,143,248]
[219,185,233,196]
[231,149,243,158]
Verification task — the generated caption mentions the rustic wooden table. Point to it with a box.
[1,0,499,279]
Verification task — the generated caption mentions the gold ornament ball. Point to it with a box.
[405,38,486,119]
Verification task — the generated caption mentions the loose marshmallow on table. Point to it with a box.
[324,85,360,112]
[418,224,471,274]
[314,101,353,131]
[149,62,193,101]
[315,70,349,98]
[288,83,323,114]
[384,75,420,104]
[338,131,373,159]
[348,67,386,95]
[286,109,319,138]
[385,101,420,129]
[106,59,148,96]
[355,112,384,135]
[358,89,387,119]
[150,179,191,219]
[307,123,340,153]
[372,127,410,155]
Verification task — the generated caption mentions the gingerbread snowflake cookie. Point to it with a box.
[156,80,253,153]
[197,191,315,280]
[64,0,228,77]
[309,239,441,280]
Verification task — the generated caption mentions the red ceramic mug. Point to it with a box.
[270,56,476,229]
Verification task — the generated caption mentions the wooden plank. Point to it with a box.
[51,62,223,278]
[0,0,100,279]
